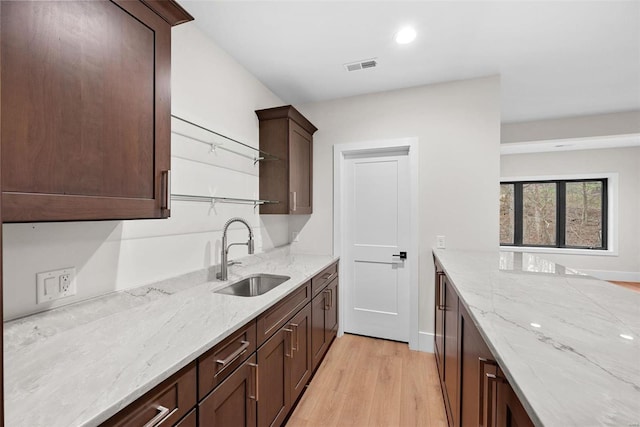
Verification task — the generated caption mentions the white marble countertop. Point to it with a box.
[434,249,640,427]
[3,247,338,427]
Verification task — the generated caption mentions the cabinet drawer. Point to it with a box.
[257,282,311,346]
[102,362,197,427]
[311,262,338,297]
[198,321,257,399]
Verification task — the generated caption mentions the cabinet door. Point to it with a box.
[257,327,292,427]
[443,276,459,427]
[325,278,338,340]
[176,409,197,427]
[288,120,312,214]
[459,304,494,427]
[289,304,312,404]
[495,371,534,427]
[434,270,446,380]
[311,289,329,371]
[1,0,171,222]
[199,355,257,427]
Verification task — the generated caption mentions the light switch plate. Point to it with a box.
[36,267,77,304]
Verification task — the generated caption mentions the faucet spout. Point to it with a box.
[218,217,255,281]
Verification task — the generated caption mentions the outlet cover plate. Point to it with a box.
[36,267,77,304]
[436,235,446,249]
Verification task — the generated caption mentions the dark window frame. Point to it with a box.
[500,178,608,250]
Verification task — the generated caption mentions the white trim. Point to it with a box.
[500,172,619,256]
[577,269,640,282]
[333,137,420,350]
[419,331,434,353]
[500,133,640,155]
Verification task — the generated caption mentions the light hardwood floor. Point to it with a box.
[610,281,640,292]
[286,334,447,427]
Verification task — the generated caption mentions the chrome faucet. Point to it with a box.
[218,217,254,281]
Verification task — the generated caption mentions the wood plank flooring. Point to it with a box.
[286,334,447,427]
[610,281,640,293]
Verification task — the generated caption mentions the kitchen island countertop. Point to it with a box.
[434,249,640,426]
[4,247,338,427]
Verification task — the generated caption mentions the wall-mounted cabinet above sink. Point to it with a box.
[256,106,317,215]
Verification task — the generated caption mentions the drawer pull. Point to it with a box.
[321,272,335,282]
[215,340,250,371]
[142,405,173,427]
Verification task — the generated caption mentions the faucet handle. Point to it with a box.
[227,260,242,267]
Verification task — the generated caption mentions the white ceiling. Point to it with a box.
[182,1,640,123]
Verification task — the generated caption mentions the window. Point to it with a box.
[500,179,607,250]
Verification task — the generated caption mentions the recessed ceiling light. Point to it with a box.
[395,26,417,45]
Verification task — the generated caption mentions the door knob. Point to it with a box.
[392,252,407,260]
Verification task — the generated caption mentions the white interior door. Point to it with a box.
[343,149,410,342]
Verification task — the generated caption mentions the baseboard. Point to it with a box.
[418,331,434,353]
[578,269,640,282]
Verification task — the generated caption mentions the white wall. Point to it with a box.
[2,23,288,320]
[291,76,501,335]
[501,147,640,278]
[501,110,640,143]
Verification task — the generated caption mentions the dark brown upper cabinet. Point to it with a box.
[0,0,193,222]
[256,106,317,215]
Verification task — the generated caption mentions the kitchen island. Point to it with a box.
[433,249,640,426]
[4,247,338,427]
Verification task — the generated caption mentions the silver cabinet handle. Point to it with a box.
[143,405,172,427]
[215,341,250,373]
[290,323,299,352]
[291,191,297,212]
[438,277,446,310]
[162,170,171,212]
[248,363,259,402]
[283,328,293,358]
[321,272,335,280]
[323,289,331,310]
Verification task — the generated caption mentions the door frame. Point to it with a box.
[333,137,419,350]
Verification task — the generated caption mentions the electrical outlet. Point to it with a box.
[37,267,77,304]
[292,231,300,242]
[436,235,446,249]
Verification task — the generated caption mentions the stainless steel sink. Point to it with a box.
[216,274,291,297]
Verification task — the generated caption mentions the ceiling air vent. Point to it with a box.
[344,58,378,72]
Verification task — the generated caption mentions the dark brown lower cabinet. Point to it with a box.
[459,303,494,427]
[434,255,534,427]
[199,355,257,427]
[434,269,445,379]
[443,275,459,427]
[495,371,535,427]
[290,304,313,404]
[311,277,338,371]
[257,326,291,427]
[257,303,313,427]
